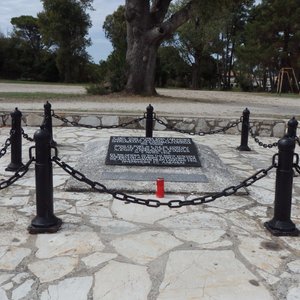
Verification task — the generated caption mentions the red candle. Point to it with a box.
[156,178,164,198]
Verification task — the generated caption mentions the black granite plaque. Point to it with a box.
[105,136,201,167]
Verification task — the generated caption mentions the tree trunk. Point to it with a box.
[125,35,159,95]
[125,0,193,95]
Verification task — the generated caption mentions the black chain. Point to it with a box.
[0,158,34,189]
[0,129,15,159]
[52,111,145,129]
[21,128,34,142]
[295,136,300,147]
[249,126,278,148]
[53,155,276,208]
[154,117,242,136]
[0,137,11,159]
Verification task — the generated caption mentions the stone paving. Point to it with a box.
[0,125,299,300]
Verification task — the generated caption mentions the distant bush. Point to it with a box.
[85,84,109,95]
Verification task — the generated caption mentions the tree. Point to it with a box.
[236,0,300,92]
[11,16,44,56]
[38,0,93,82]
[124,0,196,95]
[171,1,223,89]
[103,5,127,91]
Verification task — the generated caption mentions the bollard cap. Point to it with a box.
[34,126,51,142]
[44,101,51,108]
[243,107,250,115]
[11,107,22,118]
[278,136,295,151]
[288,116,298,128]
[147,104,154,111]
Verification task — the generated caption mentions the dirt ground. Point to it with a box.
[0,83,299,119]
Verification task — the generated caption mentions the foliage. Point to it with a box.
[102,5,127,92]
[236,0,300,92]
[38,0,93,82]
[85,83,109,95]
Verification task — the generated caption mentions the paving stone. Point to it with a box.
[287,260,300,273]
[2,282,13,290]
[93,261,151,300]
[0,288,8,300]
[0,231,28,246]
[12,273,30,284]
[12,279,34,300]
[82,252,117,268]
[89,217,140,235]
[40,277,93,300]
[67,205,111,218]
[158,250,273,300]
[28,257,78,283]
[0,247,31,270]
[287,287,300,300]
[111,195,186,224]
[223,211,266,237]
[281,237,300,251]
[111,231,182,264]
[35,228,104,259]
[0,196,30,206]
[238,236,290,275]
[158,211,228,230]
[0,274,13,286]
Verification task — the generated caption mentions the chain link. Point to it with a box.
[21,128,34,142]
[53,155,276,208]
[154,117,242,136]
[295,136,300,147]
[249,126,278,148]
[52,111,145,129]
[0,158,34,189]
[0,129,15,159]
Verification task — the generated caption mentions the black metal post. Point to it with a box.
[237,108,251,151]
[264,136,299,236]
[287,117,298,138]
[28,126,62,234]
[6,108,24,172]
[43,101,57,146]
[146,104,154,138]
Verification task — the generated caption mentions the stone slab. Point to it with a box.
[106,136,201,167]
[101,171,208,182]
[66,137,245,194]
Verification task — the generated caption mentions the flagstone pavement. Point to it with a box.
[0,125,299,300]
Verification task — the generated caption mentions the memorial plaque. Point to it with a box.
[105,136,201,167]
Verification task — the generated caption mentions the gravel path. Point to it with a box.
[0,83,299,119]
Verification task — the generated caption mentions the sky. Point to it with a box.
[0,0,124,63]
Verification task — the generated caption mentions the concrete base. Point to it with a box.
[66,138,246,194]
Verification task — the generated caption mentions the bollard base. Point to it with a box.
[5,162,24,172]
[237,145,251,151]
[28,217,62,234]
[264,221,299,237]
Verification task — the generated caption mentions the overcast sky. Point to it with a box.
[0,0,124,63]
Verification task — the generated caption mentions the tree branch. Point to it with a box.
[150,0,172,24]
[147,1,194,43]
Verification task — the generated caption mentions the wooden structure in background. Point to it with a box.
[277,67,300,94]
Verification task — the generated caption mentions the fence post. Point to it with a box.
[287,116,298,138]
[264,135,299,236]
[237,108,251,151]
[28,126,62,234]
[146,104,154,137]
[43,101,57,146]
[6,108,24,172]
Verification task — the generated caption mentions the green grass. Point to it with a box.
[0,92,84,99]
[0,79,87,86]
